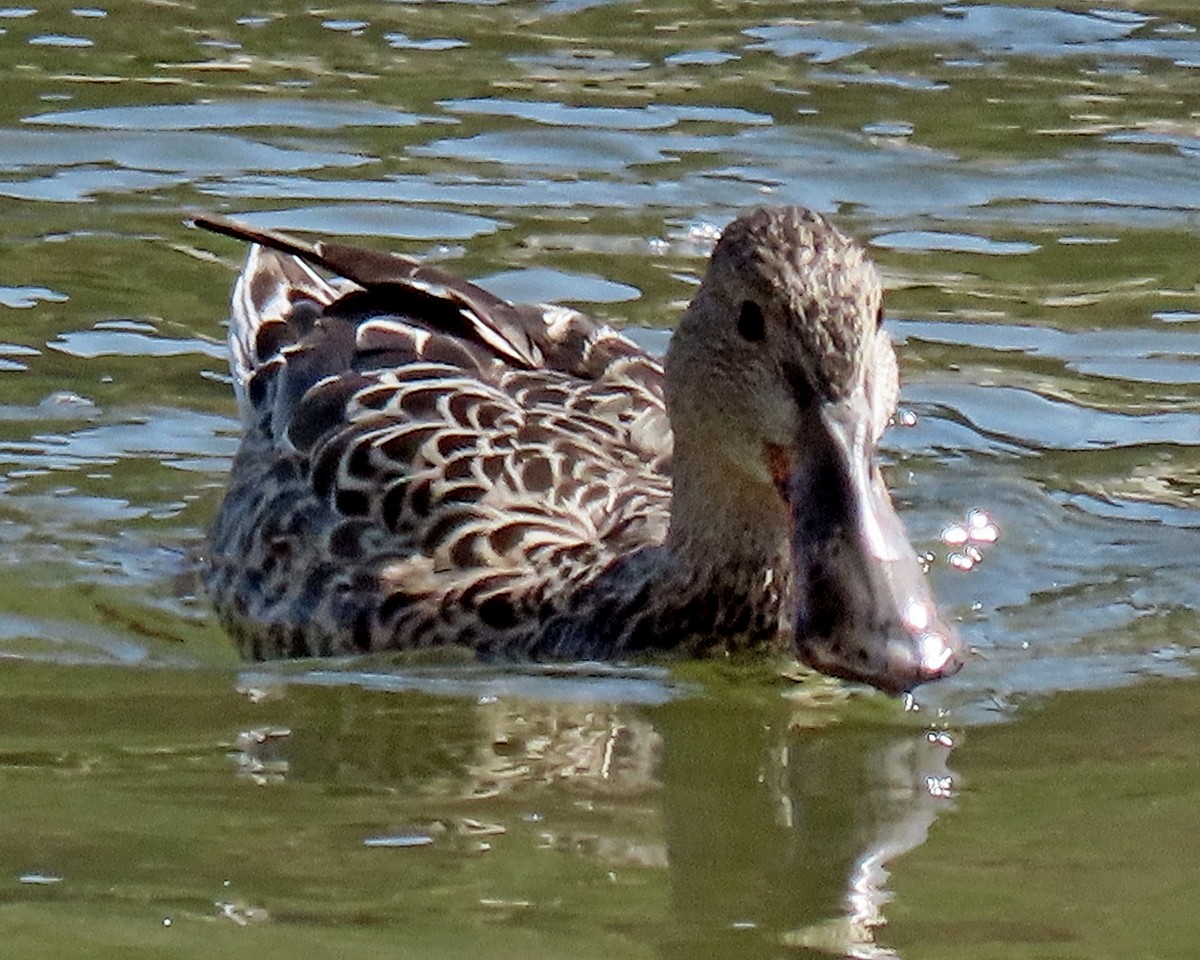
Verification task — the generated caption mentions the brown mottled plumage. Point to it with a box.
[195,207,962,693]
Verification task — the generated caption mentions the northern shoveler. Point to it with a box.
[194,206,962,693]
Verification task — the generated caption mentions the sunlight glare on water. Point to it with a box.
[0,2,1199,958]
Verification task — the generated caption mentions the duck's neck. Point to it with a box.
[666,439,790,560]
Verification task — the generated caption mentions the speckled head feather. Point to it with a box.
[193,207,962,693]
[704,206,882,401]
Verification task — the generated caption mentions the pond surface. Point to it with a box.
[1,1,1199,957]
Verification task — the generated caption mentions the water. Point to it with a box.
[1,1,1199,956]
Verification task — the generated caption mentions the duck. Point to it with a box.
[193,206,962,694]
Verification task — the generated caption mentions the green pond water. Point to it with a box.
[1,1,1199,956]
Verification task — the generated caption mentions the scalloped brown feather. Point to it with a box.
[196,215,734,661]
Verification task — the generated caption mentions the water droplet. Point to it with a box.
[949,551,976,571]
[967,509,1000,543]
[942,523,968,545]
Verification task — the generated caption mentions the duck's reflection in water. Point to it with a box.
[651,694,953,958]
[234,671,955,957]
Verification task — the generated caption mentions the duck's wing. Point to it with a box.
[193,214,668,463]
[195,216,672,655]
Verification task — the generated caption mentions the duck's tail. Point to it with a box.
[192,215,343,420]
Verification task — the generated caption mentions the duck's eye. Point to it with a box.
[737,300,766,342]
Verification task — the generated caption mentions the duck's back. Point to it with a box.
[200,219,673,660]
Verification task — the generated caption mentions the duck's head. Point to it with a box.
[664,206,962,694]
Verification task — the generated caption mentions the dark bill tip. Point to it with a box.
[795,607,964,696]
